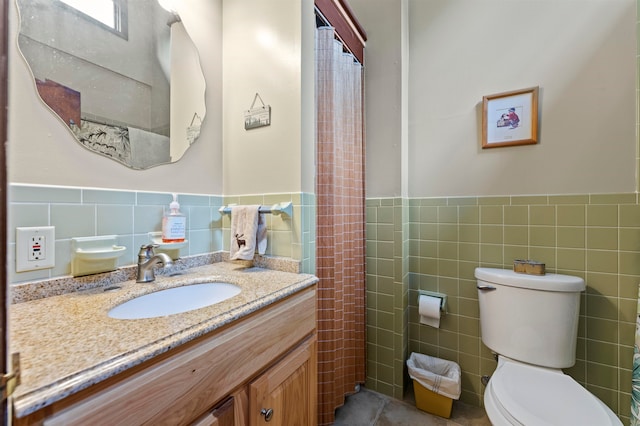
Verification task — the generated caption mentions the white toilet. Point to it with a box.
[475,267,622,425]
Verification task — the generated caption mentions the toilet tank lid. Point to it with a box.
[475,268,585,292]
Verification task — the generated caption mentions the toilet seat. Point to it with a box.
[487,358,619,425]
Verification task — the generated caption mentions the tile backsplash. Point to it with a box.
[9,184,316,284]
[9,184,225,284]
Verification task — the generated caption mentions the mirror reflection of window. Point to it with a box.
[57,0,127,37]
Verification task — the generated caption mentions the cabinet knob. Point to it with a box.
[260,408,274,422]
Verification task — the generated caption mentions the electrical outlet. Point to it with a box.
[28,235,46,261]
[16,226,55,272]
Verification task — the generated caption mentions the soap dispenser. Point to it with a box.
[162,193,186,243]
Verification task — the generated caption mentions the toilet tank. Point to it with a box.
[475,268,585,369]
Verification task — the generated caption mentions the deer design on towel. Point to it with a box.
[235,233,246,248]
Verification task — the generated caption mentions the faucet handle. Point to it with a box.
[138,244,158,258]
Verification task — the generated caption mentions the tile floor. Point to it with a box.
[334,387,491,425]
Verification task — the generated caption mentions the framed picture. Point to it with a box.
[482,86,539,148]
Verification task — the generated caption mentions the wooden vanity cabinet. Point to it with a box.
[192,335,317,426]
[14,287,316,426]
[249,336,317,425]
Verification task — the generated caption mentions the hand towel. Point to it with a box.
[230,205,267,260]
[256,212,267,255]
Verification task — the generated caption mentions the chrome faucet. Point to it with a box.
[136,244,173,283]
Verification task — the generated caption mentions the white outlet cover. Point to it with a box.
[16,226,55,272]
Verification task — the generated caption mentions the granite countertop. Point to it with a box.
[9,261,318,418]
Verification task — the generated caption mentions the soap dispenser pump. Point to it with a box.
[162,193,186,243]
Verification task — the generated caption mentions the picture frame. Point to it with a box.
[482,86,539,148]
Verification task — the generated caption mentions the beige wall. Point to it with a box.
[349,0,405,198]
[8,0,224,194]
[352,0,637,198]
[222,0,315,196]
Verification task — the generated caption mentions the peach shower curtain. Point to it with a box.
[315,26,366,426]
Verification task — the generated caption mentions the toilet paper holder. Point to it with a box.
[418,290,447,313]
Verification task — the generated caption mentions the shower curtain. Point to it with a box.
[315,26,366,426]
[632,283,640,424]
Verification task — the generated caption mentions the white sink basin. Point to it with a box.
[108,282,241,320]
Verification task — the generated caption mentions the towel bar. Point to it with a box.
[219,201,293,217]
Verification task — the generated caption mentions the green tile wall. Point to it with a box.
[365,197,409,399]
[8,184,316,283]
[366,193,639,425]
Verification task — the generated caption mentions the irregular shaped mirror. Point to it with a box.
[16,0,206,169]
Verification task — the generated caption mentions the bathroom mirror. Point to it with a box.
[16,0,206,169]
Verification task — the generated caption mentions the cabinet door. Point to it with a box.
[249,336,317,426]
[232,387,250,425]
